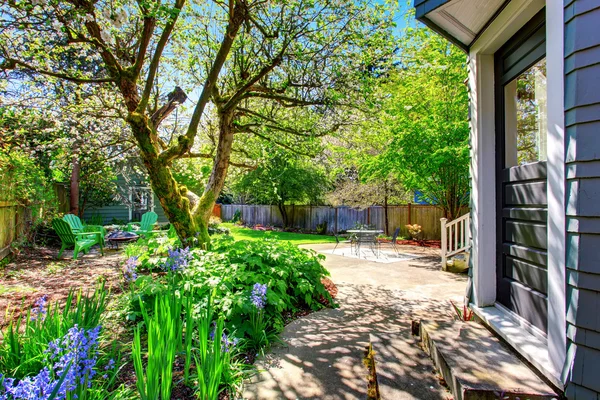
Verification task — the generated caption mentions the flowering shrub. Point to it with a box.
[405,224,422,241]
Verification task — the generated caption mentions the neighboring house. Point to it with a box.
[413,0,599,397]
[81,175,169,224]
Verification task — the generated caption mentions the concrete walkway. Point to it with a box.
[244,243,468,400]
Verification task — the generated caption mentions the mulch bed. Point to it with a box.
[1,245,341,399]
[0,246,124,328]
[378,238,441,248]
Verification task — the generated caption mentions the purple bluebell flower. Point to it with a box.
[2,367,54,399]
[221,333,239,353]
[164,247,192,272]
[30,295,48,322]
[104,359,115,371]
[124,256,138,282]
[42,324,102,395]
[251,283,268,309]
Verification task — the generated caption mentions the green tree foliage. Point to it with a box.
[0,84,132,217]
[232,151,330,227]
[0,0,396,245]
[360,26,470,220]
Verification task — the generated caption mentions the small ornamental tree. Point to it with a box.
[0,0,396,245]
[232,151,330,227]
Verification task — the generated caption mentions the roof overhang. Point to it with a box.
[413,0,511,52]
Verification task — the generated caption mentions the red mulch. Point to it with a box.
[321,277,338,299]
[378,238,441,248]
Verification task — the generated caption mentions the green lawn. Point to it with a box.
[223,223,337,245]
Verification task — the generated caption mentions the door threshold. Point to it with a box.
[471,304,563,390]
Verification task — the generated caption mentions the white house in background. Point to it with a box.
[412,0,600,398]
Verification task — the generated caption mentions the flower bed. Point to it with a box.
[1,233,335,399]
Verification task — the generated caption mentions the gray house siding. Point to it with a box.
[82,175,169,224]
[564,1,600,398]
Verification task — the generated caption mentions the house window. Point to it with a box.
[504,58,547,167]
[130,187,154,221]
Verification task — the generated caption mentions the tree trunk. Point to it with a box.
[70,153,80,216]
[127,113,200,244]
[191,110,235,245]
[278,203,289,228]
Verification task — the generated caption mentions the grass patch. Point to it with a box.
[223,223,336,245]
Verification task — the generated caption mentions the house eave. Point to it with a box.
[413,0,513,52]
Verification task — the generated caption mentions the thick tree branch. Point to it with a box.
[159,0,248,164]
[133,17,156,76]
[138,0,185,112]
[151,86,188,127]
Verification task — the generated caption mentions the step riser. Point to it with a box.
[420,320,558,400]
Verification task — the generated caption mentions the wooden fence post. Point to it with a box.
[440,218,448,271]
[408,202,412,225]
[335,207,338,234]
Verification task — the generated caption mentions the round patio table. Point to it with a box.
[105,230,140,249]
[346,230,384,257]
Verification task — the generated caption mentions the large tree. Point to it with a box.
[0,0,394,245]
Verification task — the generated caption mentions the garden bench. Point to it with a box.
[53,219,104,260]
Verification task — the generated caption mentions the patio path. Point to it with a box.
[243,243,468,400]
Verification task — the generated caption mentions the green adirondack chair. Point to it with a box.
[53,219,104,260]
[63,214,106,245]
[126,211,159,236]
[63,214,85,233]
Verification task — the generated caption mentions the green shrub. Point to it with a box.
[127,236,333,344]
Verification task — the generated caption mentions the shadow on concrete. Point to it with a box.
[244,283,458,400]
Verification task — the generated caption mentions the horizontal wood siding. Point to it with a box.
[82,205,129,224]
[564,1,600,397]
[220,204,466,240]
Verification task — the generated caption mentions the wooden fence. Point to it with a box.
[0,201,29,260]
[0,184,68,261]
[221,204,465,240]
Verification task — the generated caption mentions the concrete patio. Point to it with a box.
[244,243,468,400]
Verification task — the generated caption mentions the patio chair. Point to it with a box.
[63,214,106,245]
[333,234,353,253]
[63,214,85,233]
[126,211,159,237]
[53,219,104,260]
[380,227,400,253]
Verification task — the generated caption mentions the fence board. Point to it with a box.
[220,204,467,240]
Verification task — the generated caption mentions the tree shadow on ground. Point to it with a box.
[245,283,460,400]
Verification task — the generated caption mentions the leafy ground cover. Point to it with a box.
[0,228,337,399]
[224,223,337,245]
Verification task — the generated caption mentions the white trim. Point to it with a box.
[128,187,132,221]
[467,0,567,389]
[468,52,496,307]
[472,304,563,389]
[546,0,567,381]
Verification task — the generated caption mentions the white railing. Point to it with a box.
[440,213,471,271]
